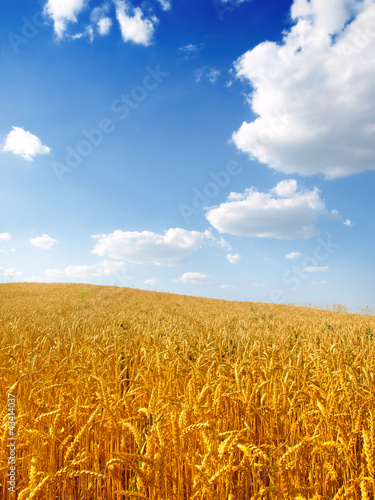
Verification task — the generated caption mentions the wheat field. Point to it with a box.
[0,283,374,499]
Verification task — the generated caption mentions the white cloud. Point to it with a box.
[179,43,197,52]
[227,253,240,264]
[145,279,156,285]
[91,5,113,36]
[195,68,204,82]
[87,25,94,41]
[205,179,328,239]
[232,0,375,178]
[301,265,329,273]
[98,16,112,35]
[0,267,21,278]
[273,179,298,197]
[330,209,353,225]
[44,0,86,39]
[43,0,168,43]
[114,0,157,46]
[285,251,302,259]
[92,228,219,266]
[70,25,94,41]
[0,233,11,241]
[45,260,126,279]
[207,68,220,84]
[178,43,199,59]
[3,127,51,162]
[252,282,266,287]
[195,66,220,84]
[70,32,84,40]
[157,0,171,11]
[174,272,211,284]
[91,5,105,20]
[29,234,57,250]
[220,284,236,289]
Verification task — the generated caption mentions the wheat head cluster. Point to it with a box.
[0,283,374,500]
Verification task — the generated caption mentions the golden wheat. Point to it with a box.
[0,283,374,499]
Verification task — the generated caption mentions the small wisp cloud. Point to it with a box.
[174,272,211,284]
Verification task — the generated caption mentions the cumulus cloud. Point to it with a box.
[43,0,169,44]
[44,0,86,39]
[173,272,211,284]
[286,251,302,260]
[232,0,375,178]
[0,233,11,241]
[220,284,236,289]
[30,234,57,250]
[92,228,219,266]
[3,127,51,162]
[114,0,157,46]
[205,179,329,239]
[45,260,126,279]
[227,253,240,264]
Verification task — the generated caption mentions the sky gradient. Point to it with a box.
[1,0,375,312]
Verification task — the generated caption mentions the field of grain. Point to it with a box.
[0,283,374,499]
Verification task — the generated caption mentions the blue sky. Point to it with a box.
[1,0,375,312]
